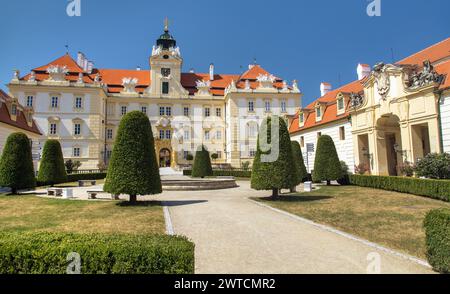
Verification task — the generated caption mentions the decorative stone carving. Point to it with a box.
[29,71,36,82]
[407,60,444,89]
[257,74,276,88]
[373,62,390,98]
[156,116,171,127]
[195,80,211,96]
[46,65,69,82]
[292,80,300,92]
[245,80,251,90]
[122,77,138,93]
[152,45,162,57]
[94,73,101,83]
[350,92,365,109]
[282,80,288,91]
[170,46,181,57]
[12,70,20,81]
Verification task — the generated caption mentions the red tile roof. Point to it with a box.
[20,55,287,96]
[0,90,41,135]
[290,37,450,134]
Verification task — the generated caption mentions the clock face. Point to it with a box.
[161,68,171,77]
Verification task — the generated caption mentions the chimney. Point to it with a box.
[248,64,255,70]
[209,63,214,81]
[357,63,371,80]
[136,66,141,71]
[83,59,88,72]
[189,68,195,73]
[320,82,332,96]
[77,52,85,68]
[87,61,94,74]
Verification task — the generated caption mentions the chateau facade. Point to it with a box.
[7,24,301,169]
[290,38,450,176]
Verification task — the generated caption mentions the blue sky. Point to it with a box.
[0,0,448,105]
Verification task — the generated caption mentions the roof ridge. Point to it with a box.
[396,37,450,64]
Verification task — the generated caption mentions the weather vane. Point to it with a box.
[164,17,169,32]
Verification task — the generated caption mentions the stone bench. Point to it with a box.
[87,190,120,200]
[47,188,73,198]
[78,180,97,187]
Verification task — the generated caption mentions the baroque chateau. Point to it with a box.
[6,23,301,169]
[2,21,449,176]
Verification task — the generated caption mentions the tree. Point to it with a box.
[65,160,81,174]
[415,153,450,179]
[104,111,161,203]
[0,132,36,194]
[37,140,67,186]
[251,116,296,198]
[312,135,342,185]
[290,141,308,192]
[211,153,219,161]
[191,145,213,178]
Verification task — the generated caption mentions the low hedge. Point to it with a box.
[183,169,251,178]
[424,209,450,273]
[36,173,107,187]
[0,232,194,274]
[349,175,450,202]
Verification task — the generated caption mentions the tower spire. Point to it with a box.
[164,17,169,32]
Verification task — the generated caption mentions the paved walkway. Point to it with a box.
[154,180,433,274]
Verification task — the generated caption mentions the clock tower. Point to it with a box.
[148,18,187,98]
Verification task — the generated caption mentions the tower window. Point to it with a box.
[184,107,190,117]
[27,96,34,107]
[75,97,83,109]
[161,68,171,77]
[162,82,169,94]
[204,107,210,117]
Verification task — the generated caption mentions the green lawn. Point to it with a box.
[0,195,165,235]
[255,185,450,259]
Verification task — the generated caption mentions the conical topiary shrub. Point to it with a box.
[0,132,36,194]
[37,140,67,186]
[251,116,296,198]
[104,111,161,203]
[312,135,343,185]
[191,145,213,178]
[290,141,308,192]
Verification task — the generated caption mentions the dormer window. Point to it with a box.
[11,104,17,116]
[299,112,305,127]
[337,97,344,111]
[315,104,324,122]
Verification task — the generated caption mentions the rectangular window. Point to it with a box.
[26,96,34,107]
[106,150,113,159]
[73,147,81,157]
[75,97,83,109]
[338,98,344,110]
[184,130,190,140]
[165,107,172,116]
[216,130,222,140]
[183,107,190,117]
[74,123,81,136]
[165,130,171,139]
[339,126,346,140]
[51,96,58,108]
[281,100,287,113]
[204,107,210,117]
[205,130,210,140]
[121,106,127,116]
[215,108,222,117]
[141,106,147,114]
[159,106,165,116]
[300,136,305,148]
[107,129,113,140]
[217,151,222,159]
[50,123,57,135]
[183,151,189,160]
[265,101,271,112]
[162,82,169,94]
[249,148,256,157]
[248,100,254,112]
[299,113,304,124]
[11,104,17,115]
[316,107,322,118]
[159,130,165,139]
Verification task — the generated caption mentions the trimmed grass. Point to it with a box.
[255,185,450,259]
[0,195,165,235]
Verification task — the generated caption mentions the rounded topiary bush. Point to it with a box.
[291,141,308,191]
[191,145,213,178]
[104,111,161,203]
[312,135,342,185]
[415,153,450,179]
[424,208,450,273]
[0,132,36,194]
[37,140,67,186]
[251,116,296,198]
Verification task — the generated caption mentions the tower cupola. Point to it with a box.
[156,18,176,50]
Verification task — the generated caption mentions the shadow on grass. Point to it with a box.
[258,195,333,203]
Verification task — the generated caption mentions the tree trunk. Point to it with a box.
[271,188,279,200]
[129,194,137,203]
[326,180,331,186]
[11,188,17,195]
[290,187,296,193]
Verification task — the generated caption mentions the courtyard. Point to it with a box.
[2,178,447,274]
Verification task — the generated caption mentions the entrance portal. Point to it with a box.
[376,115,401,176]
[159,148,171,168]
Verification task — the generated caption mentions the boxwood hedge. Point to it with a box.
[0,232,194,274]
[349,175,450,202]
[424,209,450,273]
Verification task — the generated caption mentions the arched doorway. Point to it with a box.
[376,115,401,176]
[159,148,171,168]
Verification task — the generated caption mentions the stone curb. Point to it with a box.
[162,203,175,235]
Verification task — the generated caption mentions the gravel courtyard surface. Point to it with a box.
[152,180,432,274]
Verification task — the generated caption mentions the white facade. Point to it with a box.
[441,91,450,153]
[290,120,354,173]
